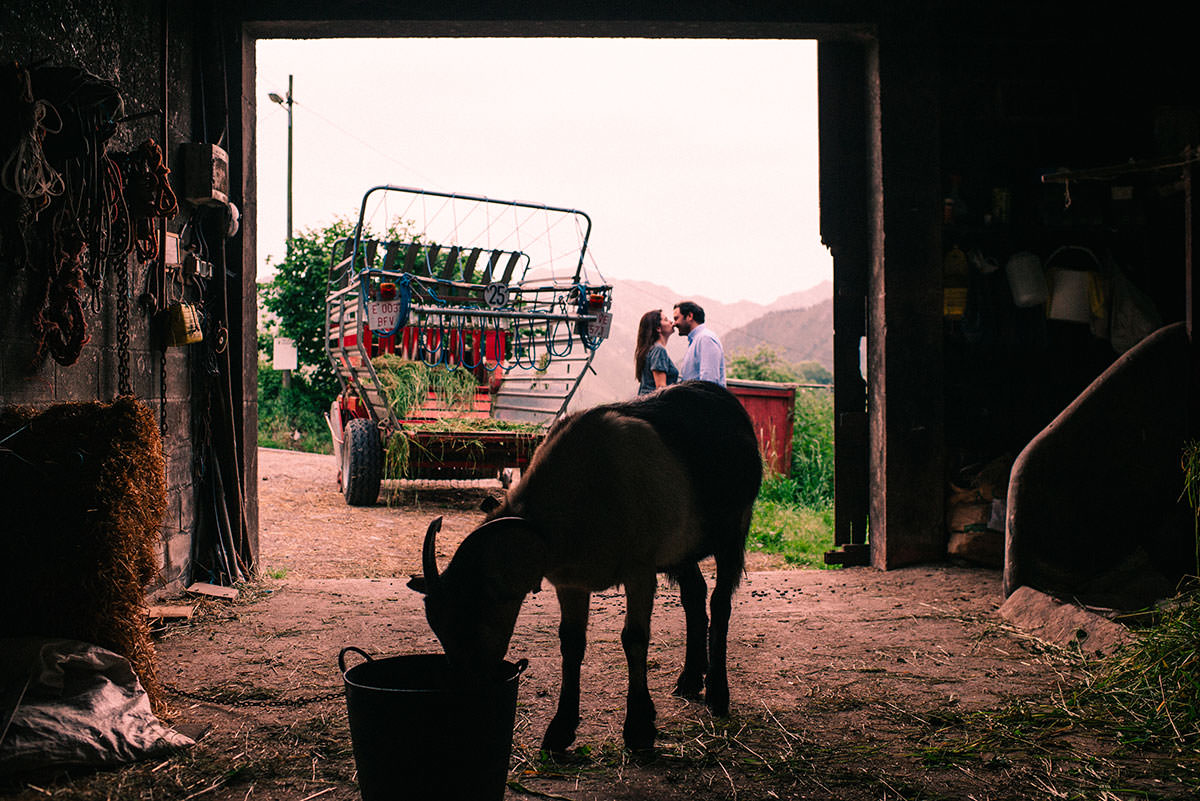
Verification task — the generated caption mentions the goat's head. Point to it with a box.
[407,516,544,676]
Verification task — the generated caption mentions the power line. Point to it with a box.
[291,99,444,188]
[257,72,444,189]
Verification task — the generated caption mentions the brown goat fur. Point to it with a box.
[412,380,762,751]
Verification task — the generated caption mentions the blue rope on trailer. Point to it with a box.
[368,273,414,340]
[420,318,448,367]
[511,317,539,370]
[456,311,485,370]
[423,281,449,307]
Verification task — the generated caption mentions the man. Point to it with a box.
[673,300,726,386]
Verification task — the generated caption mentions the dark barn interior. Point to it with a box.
[1,0,1197,791]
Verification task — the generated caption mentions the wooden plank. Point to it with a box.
[461,247,482,283]
[402,241,421,273]
[499,251,522,283]
[423,244,441,276]
[439,246,461,279]
[382,240,404,269]
[147,604,195,620]
[481,249,502,283]
[186,582,239,600]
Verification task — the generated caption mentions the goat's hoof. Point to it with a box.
[705,685,730,717]
[541,718,578,754]
[622,722,657,753]
[672,673,705,701]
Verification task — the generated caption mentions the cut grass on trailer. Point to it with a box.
[371,354,479,420]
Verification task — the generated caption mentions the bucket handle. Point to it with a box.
[338,649,529,677]
[338,646,374,674]
[1045,245,1101,272]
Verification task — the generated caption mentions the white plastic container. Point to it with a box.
[1047,269,1093,323]
[1005,251,1047,307]
[1044,245,1101,324]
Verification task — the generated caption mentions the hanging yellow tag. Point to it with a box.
[165,302,203,346]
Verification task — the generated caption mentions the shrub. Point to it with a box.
[790,387,835,508]
[257,362,332,454]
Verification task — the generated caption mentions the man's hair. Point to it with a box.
[674,300,705,323]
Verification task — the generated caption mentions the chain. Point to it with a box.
[160,346,168,435]
[116,256,132,396]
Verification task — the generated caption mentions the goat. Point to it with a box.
[408,380,762,751]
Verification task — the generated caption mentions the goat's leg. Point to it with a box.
[621,573,658,751]
[706,564,736,716]
[541,587,589,753]
[672,562,708,700]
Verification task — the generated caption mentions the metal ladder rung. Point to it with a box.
[494,389,572,399]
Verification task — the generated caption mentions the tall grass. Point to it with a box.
[1181,440,1200,579]
[746,386,836,567]
[749,472,835,566]
[790,387,835,508]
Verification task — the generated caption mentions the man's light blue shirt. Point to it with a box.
[680,323,726,386]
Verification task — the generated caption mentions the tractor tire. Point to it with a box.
[342,418,383,506]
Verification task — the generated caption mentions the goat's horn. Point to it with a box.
[422,516,443,588]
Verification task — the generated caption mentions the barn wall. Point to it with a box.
[3,2,1193,594]
[0,1,253,591]
[932,10,1197,595]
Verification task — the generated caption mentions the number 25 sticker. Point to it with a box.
[484,282,509,309]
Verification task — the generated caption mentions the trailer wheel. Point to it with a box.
[342,418,382,506]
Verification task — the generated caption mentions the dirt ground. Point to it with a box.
[3,448,1192,800]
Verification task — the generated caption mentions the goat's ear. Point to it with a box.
[407,575,428,594]
[480,495,501,514]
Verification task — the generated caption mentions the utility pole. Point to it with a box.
[269,76,295,389]
[269,74,294,247]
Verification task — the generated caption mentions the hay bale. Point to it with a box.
[0,398,167,714]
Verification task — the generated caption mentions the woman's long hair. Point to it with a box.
[634,309,663,381]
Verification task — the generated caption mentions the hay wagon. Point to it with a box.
[324,186,613,505]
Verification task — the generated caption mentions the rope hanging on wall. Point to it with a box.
[0,64,131,368]
[0,64,179,371]
[116,138,178,264]
[0,62,64,220]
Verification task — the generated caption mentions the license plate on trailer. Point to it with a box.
[588,311,613,339]
[367,301,404,331]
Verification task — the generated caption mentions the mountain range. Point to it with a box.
[569,277,833,409]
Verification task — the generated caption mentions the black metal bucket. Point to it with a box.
[339,648,527,801]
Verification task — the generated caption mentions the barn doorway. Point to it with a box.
[248,32,853,566]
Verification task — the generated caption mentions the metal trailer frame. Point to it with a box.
[324,186,612,503]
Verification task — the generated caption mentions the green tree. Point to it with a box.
[795,360,833,385]
[728,345,799,383]
[258,217,360,399]
[256,217,419,452]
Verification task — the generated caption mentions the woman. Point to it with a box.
[634,308,679,395]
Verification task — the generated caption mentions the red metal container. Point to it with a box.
[726,379,797,475]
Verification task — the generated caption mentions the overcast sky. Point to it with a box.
[254,37,829,305]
